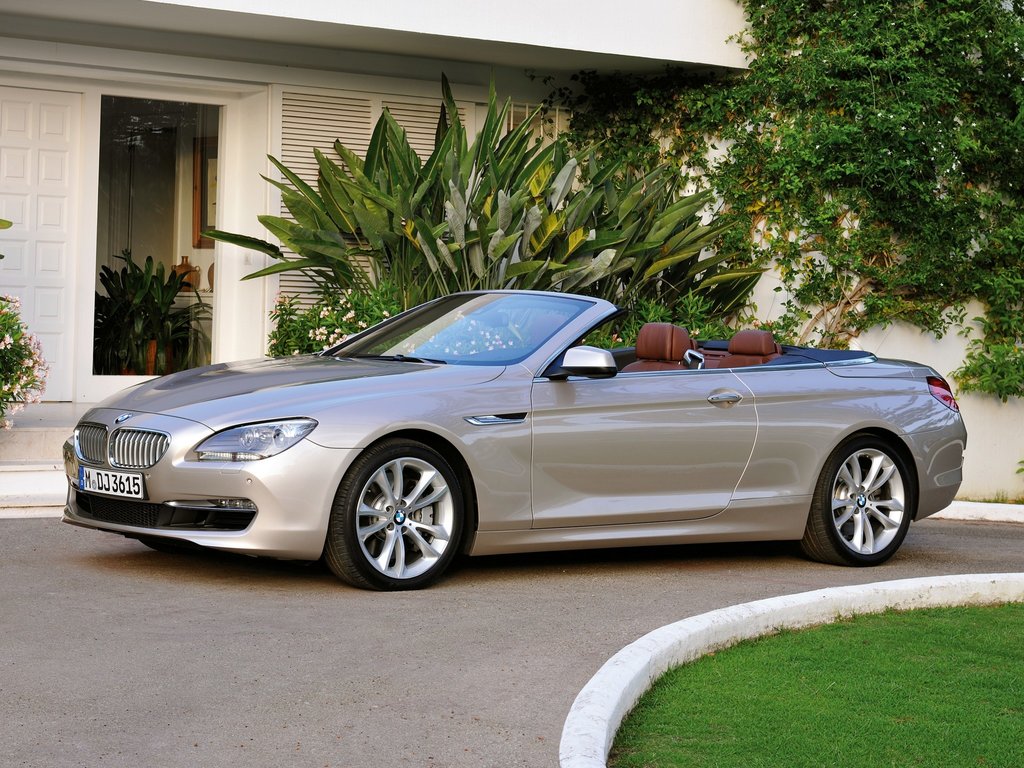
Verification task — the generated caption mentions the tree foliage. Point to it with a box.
[558,0,1024,397]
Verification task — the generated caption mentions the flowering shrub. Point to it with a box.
[0,294,48,428]
[267,284,401,357]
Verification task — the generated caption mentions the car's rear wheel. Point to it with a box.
[324,438,463,590]
[800,436,915,566]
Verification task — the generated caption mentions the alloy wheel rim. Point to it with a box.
[831,448,906,555]
[356,456,455,579]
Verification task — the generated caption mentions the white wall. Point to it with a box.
[150,0,749,70]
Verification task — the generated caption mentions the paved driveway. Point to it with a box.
[3,517,1023,768]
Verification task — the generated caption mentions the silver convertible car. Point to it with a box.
[63,290,967,590]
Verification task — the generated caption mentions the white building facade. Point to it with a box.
[2,1,1018,497]
[0,0,746,404]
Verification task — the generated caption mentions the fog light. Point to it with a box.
[165,498,258,512]
[211,498,257,511]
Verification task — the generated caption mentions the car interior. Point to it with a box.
[617,322,783,372]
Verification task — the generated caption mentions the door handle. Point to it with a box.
[707,391,743,406]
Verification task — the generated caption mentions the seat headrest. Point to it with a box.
[635,323,695,362]
[728,329,778,356]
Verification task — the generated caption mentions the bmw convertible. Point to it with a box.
[63,290,967,589]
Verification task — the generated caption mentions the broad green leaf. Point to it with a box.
[487,230,520,262]
[504,260,546,278]
[566,227,591,258]
[529,211,565,256]
[467,241,485,278]
[548,158,578,210]
[241,257,330,280]
[205,230,283,258]
[528,162,554,200]
[559,248,617,291]
[699,267,766,286]
[521,205,543,259]
[268,155,323,209]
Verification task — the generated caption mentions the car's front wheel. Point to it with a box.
[324,439,464,590]
[800,436,915,566]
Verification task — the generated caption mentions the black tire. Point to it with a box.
[799,436,916,566]
[324,438,464,590]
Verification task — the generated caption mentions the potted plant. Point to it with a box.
[94,251,210,375]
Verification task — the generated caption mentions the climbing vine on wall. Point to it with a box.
[557,0,1024,398]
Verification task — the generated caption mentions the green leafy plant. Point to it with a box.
[0,293,48,428]
[267,283,401,357]
[558,0,1024,380]
[94,251,210,375]
[209,77,759,320]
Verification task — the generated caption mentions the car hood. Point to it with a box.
[93,355,504,427]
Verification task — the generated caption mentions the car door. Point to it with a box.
[529,368,757,528]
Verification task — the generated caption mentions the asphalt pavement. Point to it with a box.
[3,516,1024,768]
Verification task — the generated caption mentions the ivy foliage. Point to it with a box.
[559,0,1024,397]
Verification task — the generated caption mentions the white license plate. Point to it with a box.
[78,466,145,499]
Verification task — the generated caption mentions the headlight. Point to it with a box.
[194,419,318,462]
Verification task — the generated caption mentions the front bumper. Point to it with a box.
[62,409,359,560]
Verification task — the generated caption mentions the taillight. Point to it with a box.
[927,375,960,412]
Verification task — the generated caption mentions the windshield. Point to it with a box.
[328,293,593,366]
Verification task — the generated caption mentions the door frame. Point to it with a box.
[72,79,270,403]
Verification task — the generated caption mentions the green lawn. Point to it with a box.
[610,603,1024,768]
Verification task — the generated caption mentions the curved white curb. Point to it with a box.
[559,573,1024,768]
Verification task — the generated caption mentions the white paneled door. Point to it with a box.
[0,86,80,400]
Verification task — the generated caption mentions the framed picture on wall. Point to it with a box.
[192,137,217,248]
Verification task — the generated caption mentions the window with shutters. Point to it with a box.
[277,89,374,303]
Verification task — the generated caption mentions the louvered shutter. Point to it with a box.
[278,90,373,303]
[380,97,468,158]
[274,88,476,304]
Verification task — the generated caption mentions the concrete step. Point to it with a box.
[0,427,69,463]
[0,402,89,463]
[1,404,86,516]
[0,460,67,513]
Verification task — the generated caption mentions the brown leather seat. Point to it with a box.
[621,323,696,372]
[715,329,781,368]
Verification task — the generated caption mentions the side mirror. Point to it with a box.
[554,346,618,379]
